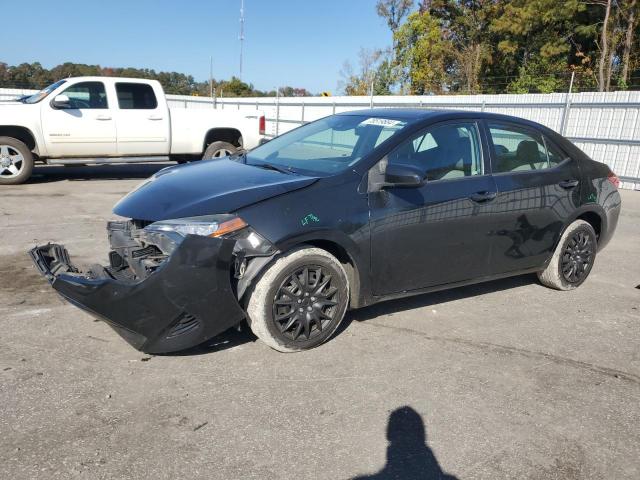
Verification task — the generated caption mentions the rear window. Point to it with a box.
[116,83,158,109]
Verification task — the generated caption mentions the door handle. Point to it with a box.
[95,115,112,121]
[148,115,163,120]
[559,179,579,189]
[469,191,497,203]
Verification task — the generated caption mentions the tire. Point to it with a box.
[0,137,33,185]
[245,246,349,352]
[537,220,597,291]
[202,141,237,160]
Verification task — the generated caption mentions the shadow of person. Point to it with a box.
[353,406,458,480]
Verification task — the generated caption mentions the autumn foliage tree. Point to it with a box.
[342,0,640,94]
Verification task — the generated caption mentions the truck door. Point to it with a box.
[40,80,117,157]
[114,82,170,156]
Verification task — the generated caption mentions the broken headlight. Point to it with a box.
[140,214,275,257]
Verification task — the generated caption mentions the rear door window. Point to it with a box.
[488,124,557,173]
[115,83,158,109]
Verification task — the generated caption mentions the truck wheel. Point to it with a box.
[245,246,349,352]
[537,220,597,290]
[203,141,237,160]
[0,137,33,185]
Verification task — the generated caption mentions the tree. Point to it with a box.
[394,10,451,94]
[0,61,304,97]
[620,0,638,86]
[489,0,587,92]
[429,0,496,93]
[339,48,394,95]
[278,86,312,97]
[376,0,415,35]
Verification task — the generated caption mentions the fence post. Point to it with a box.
[275,88,281,136]
[481,100,486,112]
[301,100,305,124]
[184,99,187,109]
[560,71,575,135]
[369,79,375,109]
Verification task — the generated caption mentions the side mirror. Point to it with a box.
[51,94,70,109]
[384,163,425,187]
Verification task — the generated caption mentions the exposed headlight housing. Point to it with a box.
[140,214,274,257]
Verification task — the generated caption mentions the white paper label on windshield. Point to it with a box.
[358,118,404,127]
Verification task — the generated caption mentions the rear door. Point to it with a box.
[369,120,498,295]
[114,82,170,155]
[40,80,116,157]
[484,121,582,274]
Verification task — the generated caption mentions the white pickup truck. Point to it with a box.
[0,76,265,184]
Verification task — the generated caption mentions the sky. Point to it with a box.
[1,0,393,93]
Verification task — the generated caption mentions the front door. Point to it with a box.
[40,80,117,157]
[369,120,497,295]
[484,121,582,274]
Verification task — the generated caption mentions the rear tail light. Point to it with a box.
[607,171,620,189]
[259,115,266,136]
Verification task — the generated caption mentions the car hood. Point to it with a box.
[114,159,318,221]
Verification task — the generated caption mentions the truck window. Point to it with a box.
[61,82,108,109]
[116,83,158,110]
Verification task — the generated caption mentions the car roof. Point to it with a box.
[60,76,161,84]
[338,108,551,132]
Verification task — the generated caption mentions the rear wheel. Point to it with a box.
[245,246,349,352]
[0,137,33,185]
[203,141,237,160]
[537,220,597,290]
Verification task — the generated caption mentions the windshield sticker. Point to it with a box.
[358,118,405,128]
[301,213,320,226]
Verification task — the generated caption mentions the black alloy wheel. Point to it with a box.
[271,265,339,342]
[561,230,595,283]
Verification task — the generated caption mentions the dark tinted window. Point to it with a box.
[61,81,108,109]
[116,83,158,109]
[489,124,557,173]
[387,122,483,181]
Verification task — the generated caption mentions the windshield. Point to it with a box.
[22,80,67,104]
[245,114,408,175]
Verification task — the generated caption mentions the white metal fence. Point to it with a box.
[3,87,639,189]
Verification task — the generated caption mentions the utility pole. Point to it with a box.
[239,0,245,81]
[209,56,213,106]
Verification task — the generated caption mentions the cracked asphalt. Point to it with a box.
[1,164,639,479]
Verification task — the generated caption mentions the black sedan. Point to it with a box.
[31,109,621,353]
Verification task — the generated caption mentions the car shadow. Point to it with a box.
[351,406,458,479]
[341,273,538,328]
[161,327,257,357]
[167,274,539,357]
[27,163,175,183]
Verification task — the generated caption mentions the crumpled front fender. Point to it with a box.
[30,235,246,354]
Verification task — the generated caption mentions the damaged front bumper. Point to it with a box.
[29,235,246,354]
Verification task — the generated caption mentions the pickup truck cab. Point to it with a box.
[0,76,265,184]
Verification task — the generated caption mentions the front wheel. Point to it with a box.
[245,246,349,352]
[537,219,597,290]
[203,141,238,160]
[0,137,34,185]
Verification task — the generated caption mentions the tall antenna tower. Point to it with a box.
[239,0,245,80]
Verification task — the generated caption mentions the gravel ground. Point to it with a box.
[1,163,639,480]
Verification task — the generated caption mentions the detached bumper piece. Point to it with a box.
[29,236,246,354]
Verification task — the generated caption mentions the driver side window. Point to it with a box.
[61,81,108,109]
[387,122,483,181]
